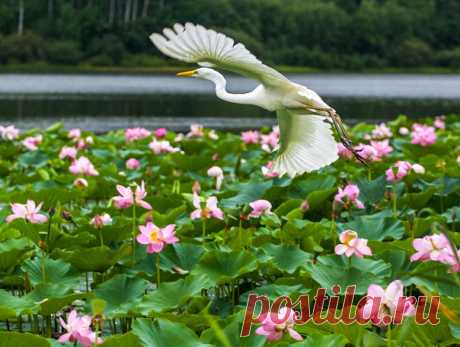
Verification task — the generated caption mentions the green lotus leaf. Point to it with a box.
[340,209,405,241]
[0,238,34,272]
[131,318,213,347]
[160,243,204,273]
[0,332,51,347]
[261,244,312,273]
[17,150,49,168]
[137,275,207,315]
[220,181,273,208]
[21,255,79,287]
[101,332,143,347]
[192,250,258,286]
[306,255,391,294]
[0,289,39,319]
[94,274,147,318]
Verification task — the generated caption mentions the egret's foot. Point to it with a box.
[327,109,368,166]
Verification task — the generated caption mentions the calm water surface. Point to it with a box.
[1,73,459,131]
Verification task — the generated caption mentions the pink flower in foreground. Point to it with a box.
[190,193,224,220]
[385,161,412,182]
[335,184,364,209]
[354,144,379,162]
[154,127,167,138]
[73,178,88,188]
[410,233,453,264]
[59,146,77,160]
[241,130,260,144]
[370,140,393,159]
[411,124,436,147]
[337,143,353,159]
[260,131,279,152]
[126,158,141,170]
[371,123,393,139]
[361,280,415,326]
[434,116,445,130]
[187,124,204,138]
[335,230,372,258]
[149,139,179,154]
[261,161,279,178]
[125,127,151,142]
[69,156,99,176]
[90,213,112,229]
[22,135,42,150]
[136,222,178,253]
[58,310,102,347]
[113,181,152,210]
[68,128,81,140]
[207,166,224,190]
[255,306,303,342]
[6,200,48,224]
[249,200,272,218]
[0,125,19,140]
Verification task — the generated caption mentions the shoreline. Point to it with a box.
[1,63,460,75]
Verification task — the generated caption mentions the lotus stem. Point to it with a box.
[132,205,137,263]
[156,254,161,287]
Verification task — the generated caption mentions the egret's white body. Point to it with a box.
[150,23,343,177]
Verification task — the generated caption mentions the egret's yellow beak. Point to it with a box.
[176,69,197,77]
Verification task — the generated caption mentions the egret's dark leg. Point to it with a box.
[326,109,368,166]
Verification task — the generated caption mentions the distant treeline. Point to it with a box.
[1,0,460,70]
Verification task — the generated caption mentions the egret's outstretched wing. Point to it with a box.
[272,109,338,177]
[150,23,289,87]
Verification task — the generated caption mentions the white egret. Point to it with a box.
[150,23,364,177]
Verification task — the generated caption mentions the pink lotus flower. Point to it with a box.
[241,130,260,144]
[385,161,412,182]
[0,125,19,140]
[126,158,141,170]
[22,135,42,150]
[58,310,102,347]
[410,233,453,264]
[113,181,152,210]
[371,123,393,139]
[187,124,204,138]
[149,139,180,154]
[354,144,378,161]
[337,143,353,159]
[136,222,178,253]
[334,184,364,209]
[125,127,151,142]
[69,156,99,176]
[154,127,168,138]
[249,200,272,218]
[73,178,88,188]
[434,116,445,130]
[76,136,93,150]
[370,140,393,159]
[260,131,279,152]
[255,306,303,342]
[261,161,279,178]
[68,128,81,140]
[335,230,372,258]
[207,166,224,190]
[399,127,409,135]
[411,123,436,147]
[190,193,224,220]
[59,146,77,160]
[90,213,112,229]
[6,200,48,224]
[361,280,415,326]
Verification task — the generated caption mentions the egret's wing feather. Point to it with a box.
[272,109,338,177]
[150,23,289,87]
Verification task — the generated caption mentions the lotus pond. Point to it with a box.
[0,115,459,347]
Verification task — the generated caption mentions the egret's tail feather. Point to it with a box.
[273,111,338,177]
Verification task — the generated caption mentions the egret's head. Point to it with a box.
[176,68,219,80]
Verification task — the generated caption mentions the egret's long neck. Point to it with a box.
[205,71,258,106]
